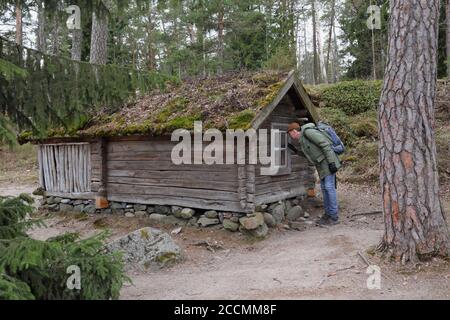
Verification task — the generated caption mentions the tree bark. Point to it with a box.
[311,0,318,84]
[15,0,22,46]
[326,0,336,80]
[90,8,109,65]
[217,0,224,75]
[36,0,46,53]
[378,0,450,264]
[447,0,450,78]
[71,29,83,61]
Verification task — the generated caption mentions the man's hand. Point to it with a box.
[328,163,338,174]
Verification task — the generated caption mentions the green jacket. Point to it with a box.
[298,123,341,180]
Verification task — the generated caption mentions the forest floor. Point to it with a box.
[1,145,449,300]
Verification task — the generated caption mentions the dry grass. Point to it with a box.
[0,143,38,185]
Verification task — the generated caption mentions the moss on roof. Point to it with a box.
[20,70,290,141]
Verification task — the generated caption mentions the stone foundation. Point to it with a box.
[39,195,311,238]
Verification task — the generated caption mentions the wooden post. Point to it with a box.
[95,138,109,209]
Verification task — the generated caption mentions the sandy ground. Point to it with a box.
[14,182,449,300]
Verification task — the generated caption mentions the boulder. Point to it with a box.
[134,204,147,212]
[188,217,198,227]
[149,214,186,226]
[125,212,135,218]
[112,208,125,215]
[106,227,181,268]
[154,205,171,215]
[111,202,124,210]
[239,212,265,230]
[197,217,220,227]
[135,211,147,217]
[286,206,304,221]
[223,219,239,232]
[204,211,218,219]
[73,204,84,213]
[59,203,74,213]
[240,223,269,239]
[180,208,195,219]
[61,199,71,204]
[263,213,277,228]
[83,205,96,215]
[271,204,286,223]
[171,206,183,218]
[146,206,155,214]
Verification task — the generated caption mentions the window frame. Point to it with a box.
[270,123,292,176]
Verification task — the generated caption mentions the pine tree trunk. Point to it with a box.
[314,0,328,84]
[15,0,22,46]
[36,0,46,53]
[378,0,450,264]
[326,0,336,80]
[446,0,450,78]
[71,30,83,61]
[90,9,109,65]
[217,0,225,75]
[311,0,318,84]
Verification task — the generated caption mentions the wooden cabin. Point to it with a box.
[27,70,319,213]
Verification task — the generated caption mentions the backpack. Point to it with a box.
[316,122,345,155]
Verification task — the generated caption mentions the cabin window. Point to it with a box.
[270,123,291,176]
[38,143,91,193]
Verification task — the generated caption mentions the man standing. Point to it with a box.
[287,122,341,225]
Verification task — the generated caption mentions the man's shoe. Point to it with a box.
[317,215,339,226]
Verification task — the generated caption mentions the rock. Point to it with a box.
[285,200,293,212]
[149,214,186,226]
[223,219,239,232]
[59,203,74,212]
[48,203,59,211]
[111,202,123,210]
[154,205,171,215]
[304,221,314,225]
[288,221,305,231]
[133,204,147,211]
[171,206,183,218]
[135,211,147,217]
[268,202,279,213]
[112,208,124,215]
[286,206,304,221]
[83,205,96,214]
[230,216,240,223]
[292,199,300,206]
[197,217,220,227]
[61,199,71,204]
[126,204,134,209]
[73,204,84,213]
[239,212,264,230]
[125,212,135,218]
[125,209,135,213]
[146,206,155,214]
[204,210,218,219]
[103,209,112,215]
[188,217,198,226]
[32,187,45,196]
[255,204,268,212]
[106,227,181,269]
[73,200,84,206]
[180,208,195,219]
[240,223,269,239]
[263,213,277,228]
[303,212,310,219]
[46,197,56,205]
[271,204,286,223]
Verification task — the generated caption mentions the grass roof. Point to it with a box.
[20,70,291,141]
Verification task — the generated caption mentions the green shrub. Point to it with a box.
[349,110,379,139]
[319,80,383,115]
[0,195,128,300]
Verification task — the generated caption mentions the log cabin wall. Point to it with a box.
[255,90,316,205]
[104,138,244,212]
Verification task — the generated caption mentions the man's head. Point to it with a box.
[287,122,301,140]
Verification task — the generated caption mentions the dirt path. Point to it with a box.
[19,183,449,300]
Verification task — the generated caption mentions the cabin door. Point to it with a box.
[38,143,91,193]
